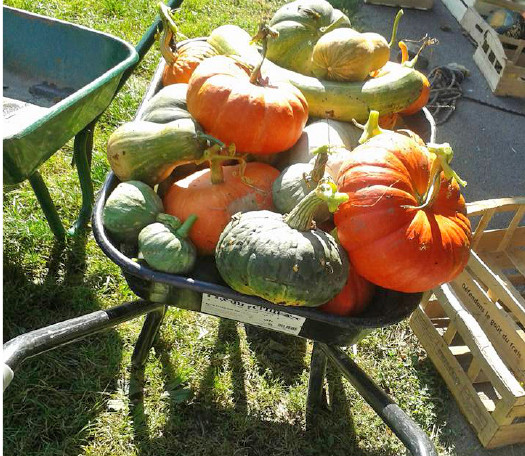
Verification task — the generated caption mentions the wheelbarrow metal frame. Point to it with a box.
[2,0,183,238]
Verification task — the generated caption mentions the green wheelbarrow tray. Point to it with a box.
[3,6,138,185]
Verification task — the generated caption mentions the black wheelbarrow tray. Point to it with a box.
[3,45,438,454]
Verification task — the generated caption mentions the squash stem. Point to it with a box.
[388,9,404,48]
[403,143,466,210]
[319,15,350,35]
[357,110,385,144]
[309,145,331,184]
[249,24,278,85]
[158,2,187,65]
[284,178,348,231]
[197,132,226,149]
[176,214,198,238]
[156,213,182,230]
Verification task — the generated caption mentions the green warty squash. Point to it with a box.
[103,180,164,243]
[215,178,350,307]
[138,213,197,274]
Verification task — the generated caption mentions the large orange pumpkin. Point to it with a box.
[164,158,280,255]
[319,263,375,316]
[334,112,471,293]
[186,55,308,155]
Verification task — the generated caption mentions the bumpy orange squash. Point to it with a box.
[334,111,471,293]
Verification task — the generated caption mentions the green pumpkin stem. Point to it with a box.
[158,2,187,65]
[196,132,225,148]
[176,214,198,238]
[249,24,278,85]
[284,178,349,231]
[354,110,385,144]
[156,213,182,230]
[388,9,404,48]
[309,145,331,184]
[319,15,350,35]
[194,143,239,185]
[403,143,466,210]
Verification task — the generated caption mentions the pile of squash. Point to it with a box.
[103,0,472,317]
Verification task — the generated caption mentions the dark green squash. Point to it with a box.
[139,83,191,124]
[138,213,197,274]
[103,180,164,243]
[215,178,349,307]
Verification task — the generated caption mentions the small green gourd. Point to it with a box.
[272,145,333,222]
[138,214,198,274]
[103,181,164,243]
[216,178,350,307]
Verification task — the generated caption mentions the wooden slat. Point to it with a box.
[410,307,496,433]
[435,285,525,406]
[467,197,525,217]
[507,249,525,279]
[472,208,497,250]
[497,206,525,252]
[450,270,525,378]
[468,252,525,327]
[473,226,525,253]
[483,421,525,448]
[443,322,459,345]
[467,358,483,382]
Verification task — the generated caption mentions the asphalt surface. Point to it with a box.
[355,0,524,206]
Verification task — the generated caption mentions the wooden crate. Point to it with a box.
[441,0,525,97]
[364,0,434,10]
[410,197,525,448]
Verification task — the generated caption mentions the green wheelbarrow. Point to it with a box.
[2,2,181,238]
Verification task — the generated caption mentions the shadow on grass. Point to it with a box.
[128,318,394,456]
[244,324,308,387]
[3,231,124,456]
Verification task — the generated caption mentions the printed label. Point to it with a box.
[201,294,306,336]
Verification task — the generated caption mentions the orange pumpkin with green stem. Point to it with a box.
[334,111,471,293]
[158,3,217,85]
[163,144,280,255]
[186,25,308,155]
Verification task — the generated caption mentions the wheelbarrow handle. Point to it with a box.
[117,0,184,93]
[3,300,163,391]
[320,344,439,456]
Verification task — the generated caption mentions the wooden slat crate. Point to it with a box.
[410,197,525,448]
[441,0,525,97]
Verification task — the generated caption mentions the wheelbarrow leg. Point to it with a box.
[320,343,438,456]
[69,120,96,236]
[28,170,66,239]
[131,306,167,369]
[3,300,163,391]
[306,341,329,428]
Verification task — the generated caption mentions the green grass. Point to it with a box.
[4,0,461,455]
